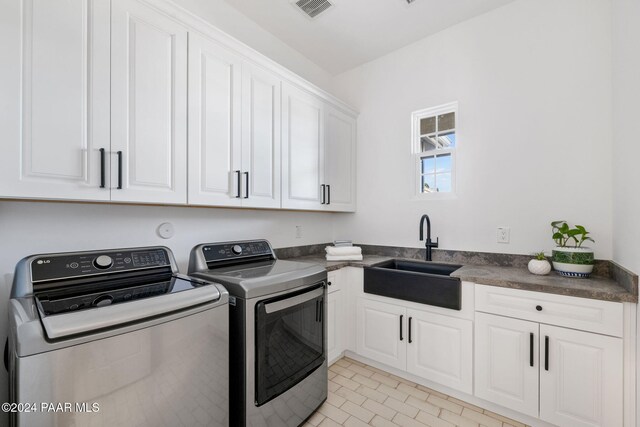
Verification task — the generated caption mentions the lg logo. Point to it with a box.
[36,259,51,265]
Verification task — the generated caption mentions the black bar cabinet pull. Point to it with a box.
[321,184,326,204]
[235,170,241,198]
[529,333,534,367]
[399,315,404,341]
[327,185,331,205]
[544,335,549,371]
[408,317,413,343]
[99,148,106,188]
[116,151,123,189]
[244,172,249,199]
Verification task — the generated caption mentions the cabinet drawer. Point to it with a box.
[475,285,623,337]
[327,270,341,293]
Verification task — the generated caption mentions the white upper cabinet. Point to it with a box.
[0,0,356,209]
[281,82,357,212]
[241,63,281,208]
[188,34,242,207]
[111,0,188,204]
[0,0,111,200]
[323,104,356,212]
[187,41,281,209]
[281,83,325,210]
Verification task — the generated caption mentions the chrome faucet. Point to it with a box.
[419,214,439,261]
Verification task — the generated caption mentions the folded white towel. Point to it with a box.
[326,254,363,261]
[326,246,362,256]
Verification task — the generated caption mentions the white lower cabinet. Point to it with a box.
[475,312,539,418]
[327,271,345,363]
[475,312,623,427]
[357,298,407,371]
[356,297,472,393]
[539,324,623,427]
[406,309,473,394]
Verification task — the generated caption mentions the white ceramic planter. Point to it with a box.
[551,247,594,278]
[528,259,551,275]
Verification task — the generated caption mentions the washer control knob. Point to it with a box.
[92,294,113,307]
[94,255,113,269]
[232,245,243,255]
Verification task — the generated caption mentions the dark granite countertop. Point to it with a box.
[281,254,637,303]
[451,265,636,303]
[284,255,394,272]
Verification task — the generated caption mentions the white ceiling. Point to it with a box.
[223,0,517,75]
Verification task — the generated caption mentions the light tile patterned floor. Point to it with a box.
[305,357,530,427]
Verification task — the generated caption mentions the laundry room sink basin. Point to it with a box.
[363,259,463,310]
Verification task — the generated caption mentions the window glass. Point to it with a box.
[438,112,455,132]
[421,156,435,174]
[413,103,457,195]
[436,153,451,173]
[420,136,437,152]
[438,132,456,148]
[420,116,436,135]
[422,174,436,192]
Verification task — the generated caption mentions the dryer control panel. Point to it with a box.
[202,240,273,264]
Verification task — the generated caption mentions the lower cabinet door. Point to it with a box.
[406,309,473,394]
[474,312,539,417]
[539,324,623,427]
[356,298,406,371]
[327,288,344,363]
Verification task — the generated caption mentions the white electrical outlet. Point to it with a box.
[295,225,303,239]
[497,227,510,243]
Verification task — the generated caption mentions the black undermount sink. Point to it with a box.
[364,259,463,310]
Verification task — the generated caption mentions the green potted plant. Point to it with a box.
[528,251,551,275]
[550,220,595,278]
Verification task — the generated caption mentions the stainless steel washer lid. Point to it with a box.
[190,259,326,299]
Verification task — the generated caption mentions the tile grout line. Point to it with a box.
[323,357,530,427]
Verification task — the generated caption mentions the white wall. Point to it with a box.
[172,0,332,89]
[329,0,613,258]
[612,0,640,275]
[611,0,640,418]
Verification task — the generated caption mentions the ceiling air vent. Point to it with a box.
[294,0,333,19]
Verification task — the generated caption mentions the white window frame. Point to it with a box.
[411,102,458,199]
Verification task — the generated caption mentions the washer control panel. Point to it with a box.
[31,248,170,282]
[202,240,273,264]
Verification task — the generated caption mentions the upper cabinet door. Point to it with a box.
[324,104,356,212]
[187,34,242,207]
[0,0,110,200]
[110,0,187,204]
[241,64,281,209]
[281,83,325,210]
[539,324,623,427]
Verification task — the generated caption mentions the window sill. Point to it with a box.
[411,192,458,201]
